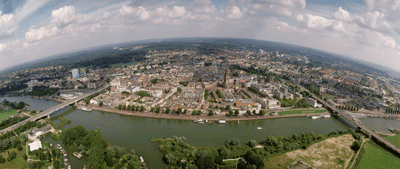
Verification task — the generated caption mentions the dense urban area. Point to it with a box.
[0,38,400,168]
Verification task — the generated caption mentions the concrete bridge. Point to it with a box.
[309,93,400,155]
[0,85,108,134]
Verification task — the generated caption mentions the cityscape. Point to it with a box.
[1,0,400,169]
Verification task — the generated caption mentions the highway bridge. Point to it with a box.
[0,85,108,134]
[309,93,400,155]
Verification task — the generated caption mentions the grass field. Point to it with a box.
[355,141,400,169]
[382,134,400,148]
[0,146,28,169]
[264,135,354,169]
[278,109,327,115]
[0,108,18,122]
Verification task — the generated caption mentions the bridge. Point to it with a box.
[309,92,400,155]
[0,84,109,134]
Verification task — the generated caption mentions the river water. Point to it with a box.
[5,97,398,168]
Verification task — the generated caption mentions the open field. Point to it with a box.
[0,108,18,122]
[264,135,354,169]
[355,141,400,169]
[278,109,327,116]
[0,146,28,169]
[382,134,400,148]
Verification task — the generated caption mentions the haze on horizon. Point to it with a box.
[1,0,400,72]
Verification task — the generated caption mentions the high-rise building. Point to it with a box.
[224,68,229,88]
[275,51,279,57]
[79,68,87,77]
[71,69,80,78]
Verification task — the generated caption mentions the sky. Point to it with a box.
[0,0,400,71]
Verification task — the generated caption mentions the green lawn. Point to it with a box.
[0,108,19,122]
[0,146,28,169]
[278,109,327,115]
[322,93,336,99]
[382,135,400,148]
[355,141,400,169]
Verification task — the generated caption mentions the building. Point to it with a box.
[79,68,87,77]
[306,98,318,107]
[71,69,80,78]
[28,140,42,151]
[150,90,163,98]
[223,68,229,88]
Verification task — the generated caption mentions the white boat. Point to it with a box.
[197,119,204,123]
[77,106,92,111]
[311,116,320,119]
[217,120,226,124]
[257,127,262,130]
[323,115,331,118]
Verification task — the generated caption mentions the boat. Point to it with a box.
[197,119,204,123]
[77,106,92,111]
[323,115,331,118]
[311,116,320,119]
[217,120,226,124]
[257,127,262,130]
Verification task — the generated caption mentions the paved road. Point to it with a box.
[0,85,108,134]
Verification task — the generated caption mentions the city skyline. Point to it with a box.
[1,0,400,72]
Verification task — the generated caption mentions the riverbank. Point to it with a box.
[84,105,331,121]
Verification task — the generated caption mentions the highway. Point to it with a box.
[0,85,108,134]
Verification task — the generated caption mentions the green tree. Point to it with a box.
[246,110,251,116]
[156,107,161,113]
[252,110,257,115]
[234,110,239,116]
[208,110,213,116]
[165,107,170,114]
[183,109,187,114]
[140,106,145,112]
[151,107,155,112]
[226,105,231,110]
[122,105,126,110]
[99,101,103,107]
[177,87,182,92]
[118,104,122,110]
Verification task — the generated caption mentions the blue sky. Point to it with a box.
[1,0,400,71]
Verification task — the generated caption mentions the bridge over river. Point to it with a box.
[309,93,400,155]
[0,85,108,134]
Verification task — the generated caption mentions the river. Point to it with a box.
[4,97,385,168]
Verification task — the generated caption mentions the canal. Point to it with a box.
[4,97,385,168]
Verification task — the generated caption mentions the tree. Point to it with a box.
[118,104,122,110]
[151,107,155,112]
[208,110,213,116]
[259,110,267,116]
[226,105,231,110]
[246,110,251,116]
[131,105,135,111]
[248,140,257,148]
[228,110,233,116]
[127,105,131,110]
[234,110,239,116]
[177,87,182,92]
[183,109,187,114]
[197,110,202,115]
[177,108,182,114]
[99,101,103,107]
[140,106,145,112]
[17,144,22,151]
[252,110,257,115]
[165,107,171,114]
[123,105,126,110]
[156,107,161,113]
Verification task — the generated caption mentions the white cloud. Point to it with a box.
[51,6,78,28]
[0,43,5,52]
[0,11,16,37]
[119,5,150,21]
[296,14,333,30]
[333,7,351,22]
[226,6,244,19]
[354,11,392,31]
[169,6,186,18]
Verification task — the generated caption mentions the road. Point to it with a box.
[0,85,108,134]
